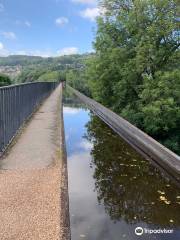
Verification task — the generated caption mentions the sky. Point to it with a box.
[0,0,99,57]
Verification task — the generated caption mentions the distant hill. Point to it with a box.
[0,55,45,66]
[0,53,94,83]
[0,53,93,67]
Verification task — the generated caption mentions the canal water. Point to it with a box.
[63,90,180,240]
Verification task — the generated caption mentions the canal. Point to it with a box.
[63,90,180,240]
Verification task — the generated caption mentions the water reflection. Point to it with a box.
[63,92,180,240]
[85,115,180,228]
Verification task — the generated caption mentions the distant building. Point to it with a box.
[0,65,22,78]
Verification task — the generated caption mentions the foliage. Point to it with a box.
[0,55,44,66]
[86,0,180,154]
[0,73,11,87]
[0,54,89,67]
[15,67,47,83]
[38,71,64,82]
[66,68,91,97]
[7,53,90,84]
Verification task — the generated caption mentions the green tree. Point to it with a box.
[66,68,91,96]
[38,71,63,82]
[0,74,11,87]
[87,0,180,153]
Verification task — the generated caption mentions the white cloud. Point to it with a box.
[57,47,78,56]
[80,7,100,21]
[0,42,4,50]
[1,32,17,40]
[0,46,54,58]
[55,17,69,27]
[0,45,78,58]
[79,140,93,151]
[0,3,4,12]
[15,20,31,27]
[0,43,10,56]
[72,0,96,4]
[25,21,31,27]
[15,50,53,58]
[28,50,53,58]
[15,50,27,55]
[63,107,81,114]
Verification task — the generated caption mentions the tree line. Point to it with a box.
[67,0,180,154]
[0,0,179,153]
[0,54,87,84]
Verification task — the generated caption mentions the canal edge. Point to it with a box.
[68,85,180,184]
[59,84,71,240]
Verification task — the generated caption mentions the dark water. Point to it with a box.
[63,92,180,240]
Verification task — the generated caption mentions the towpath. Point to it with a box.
[0,85,67,240]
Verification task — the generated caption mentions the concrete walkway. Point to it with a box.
[0,85,65,240]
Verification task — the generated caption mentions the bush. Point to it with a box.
[0,74,11,87]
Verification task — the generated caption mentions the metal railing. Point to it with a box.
[0,81,58,154]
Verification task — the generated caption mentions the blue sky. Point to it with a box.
[0,0,99,57]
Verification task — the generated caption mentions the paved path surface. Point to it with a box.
[0,85,63,240]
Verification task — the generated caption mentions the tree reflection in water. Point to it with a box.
[85,115,180,228]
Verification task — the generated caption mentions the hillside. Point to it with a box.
[0,55,44,66]
[0,54,92,67]
[0,53,93,83]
